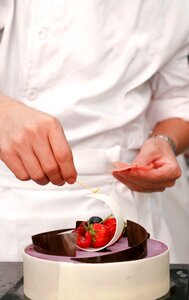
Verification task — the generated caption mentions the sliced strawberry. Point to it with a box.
[77,231,92,248]
[90,223,110,248]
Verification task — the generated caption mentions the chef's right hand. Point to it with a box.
[0,94,77,185]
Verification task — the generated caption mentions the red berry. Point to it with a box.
[88,216,103,224]
[90,223,110,248]
[75,221,88,236]
[103,217,116,240]
[77,231,92,248]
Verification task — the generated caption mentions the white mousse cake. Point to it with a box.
[23,234,169,300]
[23,193,170,300]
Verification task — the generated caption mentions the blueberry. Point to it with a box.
[88,216,103,224]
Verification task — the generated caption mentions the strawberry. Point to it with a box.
[103,216,126,240]
[75,221,88,236]
[77,231,92,248]
[103,217,116,240]
[90,223,110,248]
[75,215,126,249]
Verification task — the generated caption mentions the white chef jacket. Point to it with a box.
[0,0,189,262]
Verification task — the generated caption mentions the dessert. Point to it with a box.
[23,193,170,300]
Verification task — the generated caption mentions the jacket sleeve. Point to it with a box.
[147,38,189,128]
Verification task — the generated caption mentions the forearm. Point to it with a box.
[150,118,189,155]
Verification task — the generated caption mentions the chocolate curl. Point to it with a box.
[31,221,149,262]
[71,220,149,263]
[127,220,150,246]
[32,228,77,257]
[126,220,150,259]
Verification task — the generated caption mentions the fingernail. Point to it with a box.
[67,178,76,184]
[58,181,65,186]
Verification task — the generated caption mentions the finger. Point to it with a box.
[129,184,166,193]
[113,173,175,192]
[33,140,65,185]
[113,164,181,184]
[113,161,154,171]
[114,175,166,192]
[0,148,30,181]
[113,170,176,187]
[18,147,50,185]
[48,123,77,183]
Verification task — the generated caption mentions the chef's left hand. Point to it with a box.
[112,137,181,193]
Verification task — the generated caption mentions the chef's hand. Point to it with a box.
[0,94,77,185]
[112,137,181,193]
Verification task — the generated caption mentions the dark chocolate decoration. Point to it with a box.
[32,228,77,256]
[32,220,149,262]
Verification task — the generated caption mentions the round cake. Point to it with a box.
[23,193,170,300]
[23,236,169,300]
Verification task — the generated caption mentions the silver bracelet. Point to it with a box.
[151,134,176,155]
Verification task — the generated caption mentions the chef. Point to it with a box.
[0,0,189,262]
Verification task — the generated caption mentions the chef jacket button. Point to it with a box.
[28,90,37,101]
[38,29,47,40]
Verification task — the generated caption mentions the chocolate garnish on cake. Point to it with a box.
[32,220,149,262]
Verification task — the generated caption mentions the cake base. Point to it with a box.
[23,238,170,300]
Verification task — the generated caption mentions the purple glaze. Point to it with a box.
[25,238,168,263]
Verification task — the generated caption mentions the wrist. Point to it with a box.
[149,134,177,155]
